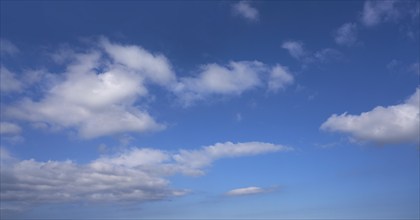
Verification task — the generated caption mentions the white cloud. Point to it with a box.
[0,66,22,93]
[334,23,358,46]
[0,39,19,56]
[361,0,399,26]
[4,40,166,138]
[226,186,266,196]
[0,122,21,135]
[173,141,292,175]
[268,65,294,92]
[3,38,294,137]
[100,38,176,86]
[232,1,259,22]
[175,61,295,105]
[321,88,420,144]
[282,41,306,60]
[175,61,264,104]
[0,141,290,206]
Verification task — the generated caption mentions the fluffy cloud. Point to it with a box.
[334,23,358,46]
[3,38,294,138]
[0,141,290,205]
[175,61,294,105]
[232,1,259,22]
[226,186,267,196]
[321,88,419,144]
[0,66,22,93]
[361,0,400,26]
[5,48,164,138]
[100,38,176,86]
[0,122,21,135]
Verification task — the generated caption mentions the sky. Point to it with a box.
[0,0,419,219]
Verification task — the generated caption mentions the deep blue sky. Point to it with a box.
[1,1,419,219]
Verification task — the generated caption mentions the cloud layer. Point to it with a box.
[321,88,419,144]
[0,141,290,206]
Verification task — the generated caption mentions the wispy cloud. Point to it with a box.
[282,41,306,60]
[282,40,342,66]
[226,186,268,196]
[0,66,22,93]
[360,0,420,27]
[0,122,21,135]
[232,1,259,22]
[334,23,358,46]
[0,39,19,56]
[321,88,419,144]
[408,62,419,75]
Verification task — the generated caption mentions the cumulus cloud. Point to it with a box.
[226,186,267,196]
[0,122,21,135]
[232,1,259,22]
[321,88,420,144]
[4,40,169,138]
[0,141,290,206]
[174,61,294,105]
[0,39,19,56]
[3,38,294,137]
[361,0,400,26]
[334,23,358,46]
[0,66,22,93]
[100,38,176,86]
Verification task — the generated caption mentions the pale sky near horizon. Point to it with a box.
[0,0,419,219]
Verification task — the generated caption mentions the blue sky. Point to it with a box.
[0,0,419,219]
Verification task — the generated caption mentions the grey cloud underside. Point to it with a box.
[2,38,294,138]
[0,142,291,204]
